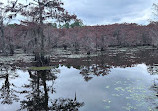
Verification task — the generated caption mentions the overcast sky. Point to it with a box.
[63,0,156,25]
[1,0,157,25]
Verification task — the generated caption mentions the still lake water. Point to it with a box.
[0,49,158,111]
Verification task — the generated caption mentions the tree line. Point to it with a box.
[1,22,158,54]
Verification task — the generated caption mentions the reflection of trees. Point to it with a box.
[147,65,158,75]
[19,70,52,110]
[51,97,84,110]
[19,68,84,111]
[150,79,158,109]
[0,66,19,104]
[59,49,158,82]
[147,65,158,109]
[80,56,111,82]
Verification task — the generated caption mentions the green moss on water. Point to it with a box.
[28,66,53,71]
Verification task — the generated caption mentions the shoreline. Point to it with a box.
[0,46,157,66]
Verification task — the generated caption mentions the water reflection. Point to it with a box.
[55,49,158,110]
[0,49,158,110]
[19,69,84,111]
[19,70,53,110]
[0,66,19,104]
[56,49,158,81]
[79,56,111,82]
[147,64,158,110]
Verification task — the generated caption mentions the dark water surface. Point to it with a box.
[0,49,158,111]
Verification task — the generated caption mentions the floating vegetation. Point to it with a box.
[103,78,157,111]
[105,86,110,89]
[112,93,123,97]
[28,66,53,71]
[105,105,110,109]
[122,103,137,111]
[114,87,125,91]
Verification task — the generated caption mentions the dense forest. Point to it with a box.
[0,22,158,55]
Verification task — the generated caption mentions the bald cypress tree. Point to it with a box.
[6,0,77,65]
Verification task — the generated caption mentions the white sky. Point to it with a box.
[1,0,157,25]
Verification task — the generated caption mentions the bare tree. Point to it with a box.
[0,2,6,54]
[6,0,77,65]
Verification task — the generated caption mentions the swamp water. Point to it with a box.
[0,49,158,111]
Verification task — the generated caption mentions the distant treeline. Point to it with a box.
[1,22,158,55]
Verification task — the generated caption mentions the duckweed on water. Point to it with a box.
[103,78,157,111]
[28,66,53,71]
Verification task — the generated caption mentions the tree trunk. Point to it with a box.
[36,2,46,66]
[0,19,5,54]
[39,26,44,59]
[42,72,48,111]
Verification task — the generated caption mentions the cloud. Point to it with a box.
[1,0,156,25]
[63,0,155,25]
